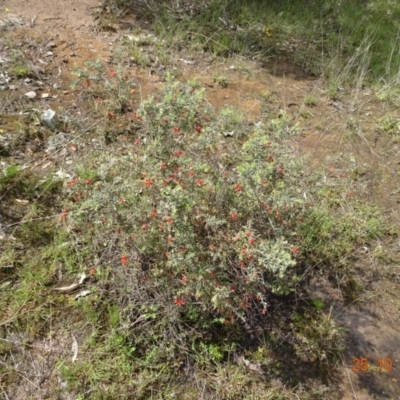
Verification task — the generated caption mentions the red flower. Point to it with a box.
[230,212,238,220]
[60,208,69,220]
[165,252,170,259]
[188,170,196,177]
[86,179,93,185]
[110,71,116,77]
[195,125,202,132]
[174,150,183,156]
[173,127,181,133]
[240,261,246,267]
[132,111,142,121]
[262,308,267,315]
[248,237,256,245]
[174,297,185,306]
[233,184,243,192]
[160,162,167,170]
[150,209,157,218]
[141,224,148,231]
[107,111,116,121]
[196,179,205,187]
[83,80,91,87]
[121,255,128,266]
[165,216,174,224]
[144,178,154,187]
[89,268,97,275]
[180,275,187,284]
[292,247,299,255]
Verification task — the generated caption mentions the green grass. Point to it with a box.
[116,0,400,92]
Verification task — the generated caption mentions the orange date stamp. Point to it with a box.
[352,357,394,372]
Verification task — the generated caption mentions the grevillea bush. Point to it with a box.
[64,75,382,335]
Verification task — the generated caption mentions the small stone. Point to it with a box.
[25,91,37,99]
[41,93,50,99]
[9,85,16,90]
[41,109,59,130]
[392,378,397,383]
[24,78,32,83]
[368,281,380,291]
[46,41,57,48]
[46,51,53,57]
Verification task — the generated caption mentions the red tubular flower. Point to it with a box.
[121,255,128,266]
[174,297,185,306]
[144,178,154,187]
[196,179,205,187]
[233,184,243,192]
[150,209,157,218]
